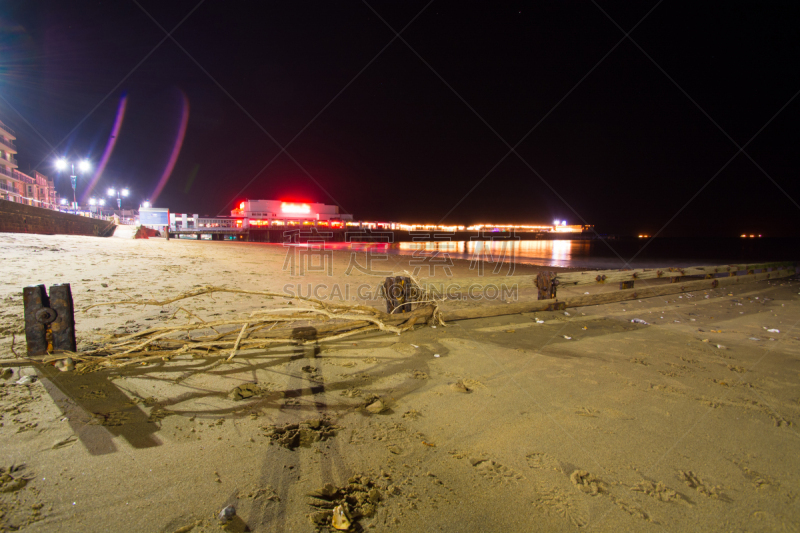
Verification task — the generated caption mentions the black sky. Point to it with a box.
[1,1,798,236]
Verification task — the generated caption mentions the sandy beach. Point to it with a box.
[1,232,799,532]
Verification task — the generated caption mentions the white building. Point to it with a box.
[232,199,353,223]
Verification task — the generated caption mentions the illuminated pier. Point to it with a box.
[152,199,593,241]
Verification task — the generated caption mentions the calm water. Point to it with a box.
[321,238,799,269]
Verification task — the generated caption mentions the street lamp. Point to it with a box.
[142,201,151,209]
[55,158,91,213]
[107,188,129,210]
[88,198,106,215]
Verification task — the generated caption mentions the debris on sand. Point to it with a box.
[262,418,338,450]
[218,505,236,521]
[307,475,383,531]
[365,399,386,414]
[362,394,388,414]
[55,357,75,372]
[331,505,350,530]
[228,383,263,401]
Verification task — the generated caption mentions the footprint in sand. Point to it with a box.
[470,457,524,485]
[631,479,690,504]
[678,470,724,499]
[525,453,589,528]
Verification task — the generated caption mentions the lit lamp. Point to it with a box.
[107,188,129,210]
[55,158,91,213]
[141,201,151,209]
[88,198,106,215]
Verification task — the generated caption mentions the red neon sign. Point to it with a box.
[281,202,311,214]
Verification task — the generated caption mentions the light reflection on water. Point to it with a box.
[303,238,795,269]
[324,240,591,268]
[396,240,583,267]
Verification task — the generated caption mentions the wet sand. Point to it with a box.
[1,232,799,532]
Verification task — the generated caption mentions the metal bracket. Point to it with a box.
[545,301,566,311]
[23,284,76,356]
[620,280,635,290]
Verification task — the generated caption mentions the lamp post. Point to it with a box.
[88,198,106,216]
[55,158,91,214]
[107,187,129,211]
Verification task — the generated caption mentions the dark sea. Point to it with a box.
[324,238,800,270]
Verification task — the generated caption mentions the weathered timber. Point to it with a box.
[438,266,796,322]
[419,275,535,295]
[418,261,795,294]
[556,261,794,286]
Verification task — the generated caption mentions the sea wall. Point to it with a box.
[0,199,116,237]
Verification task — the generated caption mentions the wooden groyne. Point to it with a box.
[25,262,796,367]
[389,261,798,323]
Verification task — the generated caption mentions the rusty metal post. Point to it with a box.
[49,284,76,353]
[23,285,50,356]
[535,272,558,300]
[23,283,76,356]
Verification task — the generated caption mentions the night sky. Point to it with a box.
[1,1,798,236]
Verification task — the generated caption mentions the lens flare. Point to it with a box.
[151,92,190,203]
[81,94,127,203]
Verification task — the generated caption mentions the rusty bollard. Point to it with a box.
[22,284,76,356]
